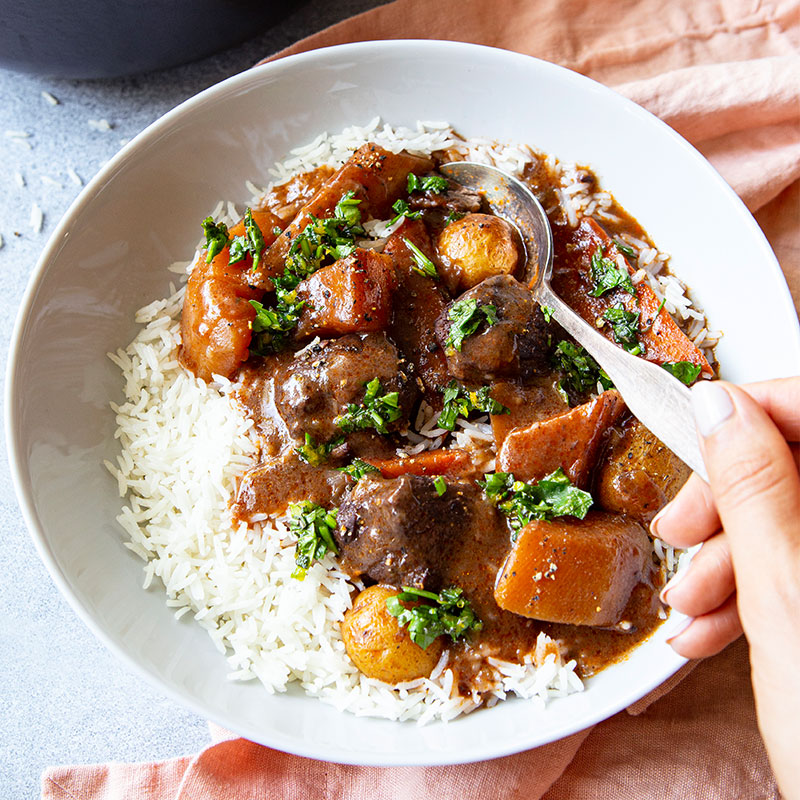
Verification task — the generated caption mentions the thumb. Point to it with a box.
[692,380,800,615]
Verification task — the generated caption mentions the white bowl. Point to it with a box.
[7,40,800,766]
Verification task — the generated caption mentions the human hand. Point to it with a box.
[652,376,800,798]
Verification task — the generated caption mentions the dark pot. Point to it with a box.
[0,0,301,79]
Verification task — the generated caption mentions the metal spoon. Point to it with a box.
[440,161,708,482]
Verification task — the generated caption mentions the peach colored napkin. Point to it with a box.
[42,1,800,797]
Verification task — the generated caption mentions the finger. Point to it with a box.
[740,376,800,442]
[666,594,743,659]
[660,531,735,618]
[692,381,800,612]
[651,472,720,547]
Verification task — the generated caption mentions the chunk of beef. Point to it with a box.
[497,389,626,488]
[236,332,417,445]
[494,513,652,627]
[435,274,552,384]
[335,475,484,590]
[595,416,691,524]
[385,219,451,401]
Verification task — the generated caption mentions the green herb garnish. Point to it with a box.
[284,191,365,279]
[402,237,438,279]
[444,298,499,353]
[335,377,402,434]
[229,208,266,272]
[333,190,364,228]
[436,380,509,431]
[286,501,339,580]
[433,476,447,496]
[662,361,702,385]
[480,468,593,534]
[389,199,422,226]
[540,304,555,323]
[249,192,366,354]
[552,340,613,399]
[201,216,229,262]
[444,210,466,226]
[407,173,449,194]
[602,303,644,355]
[614,239,637,258]
[295,433,344,467]
[248,293,305,355]
[590,247,635,298]
[385,586,482,650]
[337,458,380,482]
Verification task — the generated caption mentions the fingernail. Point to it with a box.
[665,614,694,644]
[659,568,687,604]
[692,381,734,437]
[650,504,670,538]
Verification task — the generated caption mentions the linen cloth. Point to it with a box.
[42,1,800,797]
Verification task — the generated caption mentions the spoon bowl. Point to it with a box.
[440,161,708,481]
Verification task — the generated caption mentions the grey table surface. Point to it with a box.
[0,3,386,797]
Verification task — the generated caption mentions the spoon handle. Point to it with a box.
[538,285,708,482]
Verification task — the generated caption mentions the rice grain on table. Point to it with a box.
[109,121,708,723]
[30,202,43,233]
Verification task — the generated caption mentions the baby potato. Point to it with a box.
[436,213,520,292]
[341,585,443,684]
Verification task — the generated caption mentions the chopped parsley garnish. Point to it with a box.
[389,199,422,226]
[385,586,483,650]
[602,303,644,355]
[286,501,339,580]
[248,293,305,355]
[540,304,555,323]
[444,210,466,226]
[335,377,402,434]
[552,340,613,399]
[284,191,365,279]
[662,361,702,385]
[590,247,635,298]
[436,380,509,431]
[229,208,266,272]
[402,237,438,279]
[614,239,637,258]
[249,192,366,354]
[295,433,344,467]
[444,298,499,353]
[433,476,447,496]
[407,173,449,194]
[201,216,229,262]
[337,458,380,482]
[333,190,363,228]
[480,468,593,534]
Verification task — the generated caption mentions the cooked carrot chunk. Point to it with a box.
[179,209,283,382]
[497,390,625,487]
[295,249,395,338]
[494,513,651,627]
[255,144,433,289]
[363,449,472,479]
[489,380,568,451]
[550,217,712,376]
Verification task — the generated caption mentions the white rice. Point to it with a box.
[107,121,708,723]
